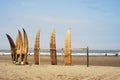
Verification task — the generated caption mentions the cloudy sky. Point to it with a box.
[0,0,120,50]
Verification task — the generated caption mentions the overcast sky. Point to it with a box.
[0,0,120,50]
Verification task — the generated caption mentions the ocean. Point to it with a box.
[0,49,120,56]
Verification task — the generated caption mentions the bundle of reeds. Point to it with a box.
[34,30,40,65]
[6,29,28,64]
[50,29,57,65]
[64,29,72,65]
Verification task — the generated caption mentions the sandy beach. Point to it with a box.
[0,55,120,80]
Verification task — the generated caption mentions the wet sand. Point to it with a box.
[1,55,120,67]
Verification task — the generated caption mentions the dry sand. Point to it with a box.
[0,55,120,80]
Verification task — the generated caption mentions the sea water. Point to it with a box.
[0,49,120,56]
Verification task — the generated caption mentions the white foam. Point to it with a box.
[0,52,120,56]
[0,52,11,55]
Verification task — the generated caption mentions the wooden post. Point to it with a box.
[87,46,89,67]
[39,48,40,65]
[61,48,64,65]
